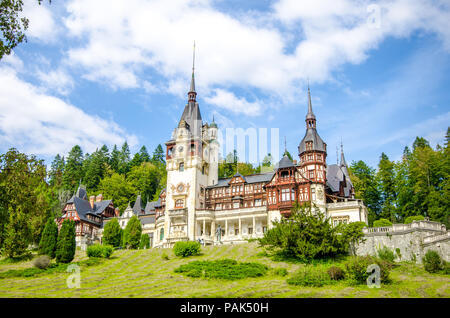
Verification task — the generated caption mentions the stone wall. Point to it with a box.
[355,220,449,263]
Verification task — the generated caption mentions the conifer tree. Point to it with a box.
[139,146,151,162]
[377,153,397,222]
[3,206,30,258]
[152,144,165,165]
[103,218,122,248]
[48,154,65,188]
[38,217,58,258]
[139,233,150,249]
[118,142,131,175]
[110,145,120,172]
[123,215,142,249]
[56,219,76,263]
[62,145,84,192]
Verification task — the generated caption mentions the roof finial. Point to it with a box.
[336,145,339,165]
[188,41,197,101]
[340,138,347,167]
[284,136,287,155]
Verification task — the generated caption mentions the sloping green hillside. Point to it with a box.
[0,242,448,298]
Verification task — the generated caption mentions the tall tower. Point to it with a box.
[163,45,218,245]
[297,86,327,210]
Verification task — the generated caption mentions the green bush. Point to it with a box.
[443,262,450,275]
[87,244,114,258]
[101,245,113,258]
[273,268,288,276]
[173,241,201,257]
[345,256,391,284]
[33,255,51,269]
[287,266,332,287]
[373,218,392,227]
[55,219,76,263]
[139,234,150,249]
[377,246,395,263]
[102,218,123,248]
[422,250,444,273]
[161,252,169,260]
[174,259,268,280]
[327,265,345,280]
[404,215,425,224]
[258,203,349,262]
[122,215,142,249]
[395,248,402,260]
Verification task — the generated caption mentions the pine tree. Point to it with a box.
[84,148,108,192]
[152,144,165,165]
[56,219,76,263]
[118,142,131,175]
[110,145,120,173]
[48,154,65,188]
[139,146,151,162]
[102,218,122,248]
[123,215,142,249]
[38,217,58,258]
[62,145,84,192]
[377,153,397,222]
[3,207,30,258]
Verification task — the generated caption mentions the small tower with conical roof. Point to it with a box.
[298,85,327,209]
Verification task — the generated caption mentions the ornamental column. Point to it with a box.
[252,216,256,237]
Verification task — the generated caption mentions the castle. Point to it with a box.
[59,64,369,249]
[133,65,368,248]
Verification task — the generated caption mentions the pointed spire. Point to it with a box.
[340,140,347,167]
[284,136,287,154]
[188,41,196,102]
[305,83,316,129]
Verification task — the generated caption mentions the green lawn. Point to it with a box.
[0,242,448,298]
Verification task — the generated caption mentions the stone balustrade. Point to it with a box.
[423,231,450,244]
[362,220,446,235]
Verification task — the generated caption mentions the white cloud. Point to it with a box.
[0,65,138,157]
[58,0,450,112]
[204,89,262,116]
[22,0,59,42]
[36,67,75,95]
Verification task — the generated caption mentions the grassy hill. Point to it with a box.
[0,242,448,298]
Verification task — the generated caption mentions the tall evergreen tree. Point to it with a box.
[139,146,151,162]
[123,215,142,249]
[3,206,30,258]
[377,153,397,222]
[110,145,120,173]
[56,219,76,263]
[118,142,131,175]
[152,144,165,165]
[38,217,58,258]
[84,148,108,193]
[62,145,84,192]
[48,154,65,188]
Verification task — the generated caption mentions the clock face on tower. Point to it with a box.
[177,184,184,193]
[178,146,184,153]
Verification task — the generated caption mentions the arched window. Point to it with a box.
[179,162,184,171]
[160,228,164,241]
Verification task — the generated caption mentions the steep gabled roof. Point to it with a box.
[132,195,144,215]
[277,155,295,169]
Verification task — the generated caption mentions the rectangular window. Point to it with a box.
[233,202,240,209]
[179,163,184,172]
[235,228,239,235]
[311,188,316,201]
[255,199,261,207]
[281,188,290,201]
[248,227,253,235]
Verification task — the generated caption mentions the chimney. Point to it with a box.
[89,196,95,209]
[96,194,103,202]
[293,160,297,165]
[115,208,120,217]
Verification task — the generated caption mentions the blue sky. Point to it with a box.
[0,0,449,169]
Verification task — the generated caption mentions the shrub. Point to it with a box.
[102,245,113,258]
[404,215,425,224]
[373,218,392,227]
[38,218,58,258]
[173,241,201,257]
[122,215,142,249]
[140,234,150,249]
[287,266,331,287]
[422,250,444,273]
[395,248,402,260]
[87,244,113,258]
[258,203,347,262]
[273,268,288,276]
[33,255,51,269]
[55,219,76,263]
[443,262,450,275]
[327,265,345,280]
[377,246,395,263]
[174,259,268,280]
[345,256,391,284]
[161,252,169,260]
[102,218,122,248]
